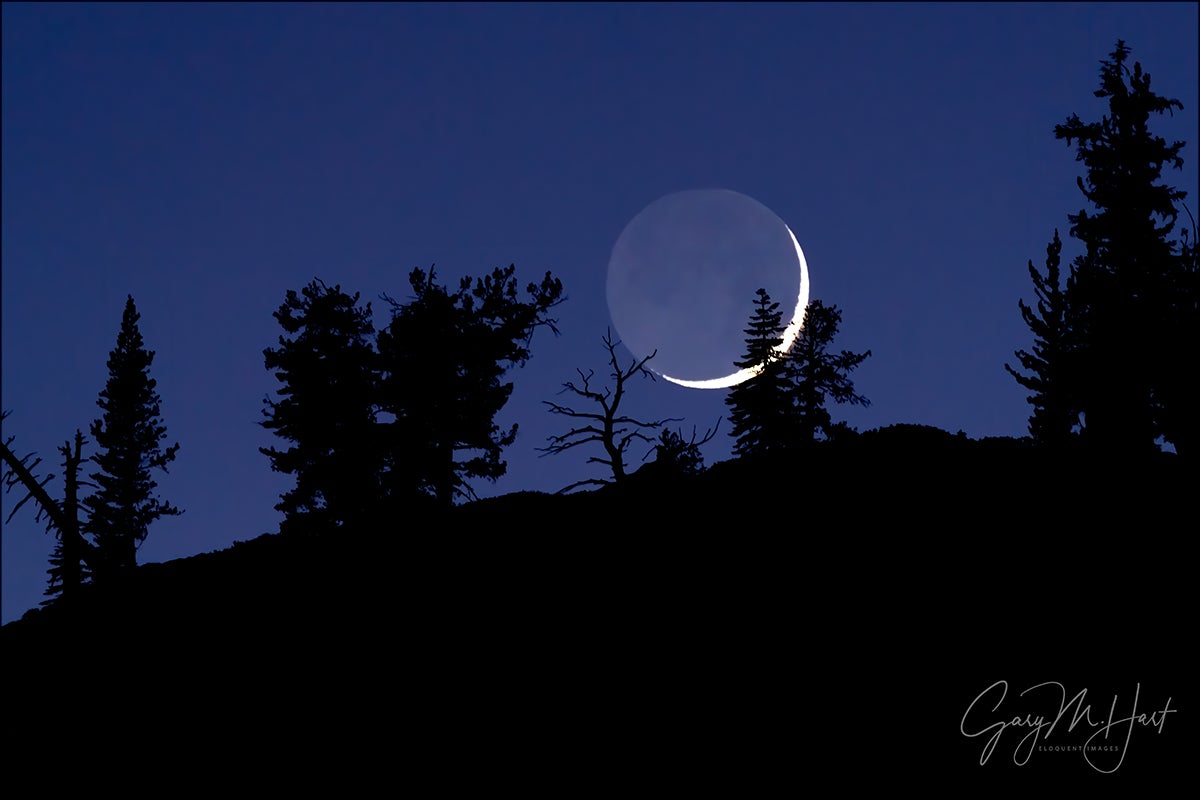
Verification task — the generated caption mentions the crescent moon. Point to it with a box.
[661,224,810,389]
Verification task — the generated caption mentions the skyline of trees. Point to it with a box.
[2,37,1194,617]
[259,264,565,532]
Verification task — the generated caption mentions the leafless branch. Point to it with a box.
[1,411,68,533]
[539,330,680,489]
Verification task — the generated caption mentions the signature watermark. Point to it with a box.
[960,681,1176,773]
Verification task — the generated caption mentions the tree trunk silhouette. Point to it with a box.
[53,431,89,599]
[540,330,679,492]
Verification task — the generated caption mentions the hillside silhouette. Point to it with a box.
[3,426,1192,787]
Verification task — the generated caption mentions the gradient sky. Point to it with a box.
[3,3,1197,622]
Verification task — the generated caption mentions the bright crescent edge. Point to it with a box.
[661,223,810,390]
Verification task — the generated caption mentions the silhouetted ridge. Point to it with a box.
[3,430,1192,784]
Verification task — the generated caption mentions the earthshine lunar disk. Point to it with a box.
[605,189,811,389]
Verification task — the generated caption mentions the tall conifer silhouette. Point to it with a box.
[725,289,792,457]
[1053,40,1193,454]
[84,296,181,581]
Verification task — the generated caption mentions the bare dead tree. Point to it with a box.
[46,430,93,601]
[539,330,680,493]
[2,411,93,601]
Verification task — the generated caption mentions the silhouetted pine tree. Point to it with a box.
[725,289,793,457]
[261,280,381,535]
[785,300,871,444]
[377,265,563,507]
[1054,40,1192,454]
[1006,230,1078,446]
[84,296,181,582]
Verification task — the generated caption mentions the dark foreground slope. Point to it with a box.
[3,428,1194,790]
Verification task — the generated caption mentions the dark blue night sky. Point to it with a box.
[3,3,1197,622]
